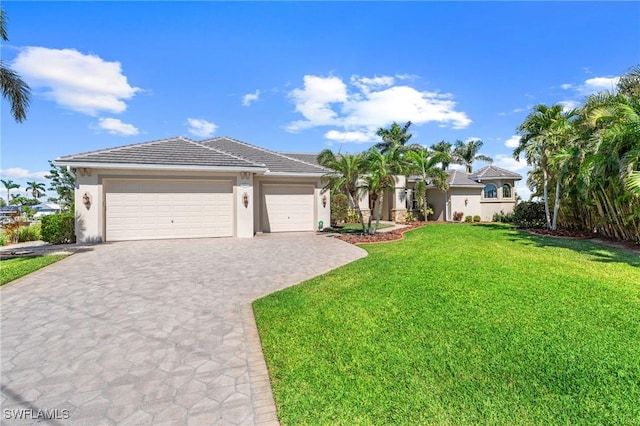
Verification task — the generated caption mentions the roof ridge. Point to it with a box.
[207,136,329,172]
[57,136,194,160]
[189,140,265,167]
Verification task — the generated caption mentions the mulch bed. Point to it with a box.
[523,227,640,254]
[337,222,427,245]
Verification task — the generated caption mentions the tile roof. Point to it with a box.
[280,152,321,166]
[199,137,329,174]
[447,170,485,187]
[471,165,522,180]
[57,137,265,169]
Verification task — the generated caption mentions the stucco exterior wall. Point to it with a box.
[74,168,255,243]
[479,179,517,221]
[426,188,447,221]
[449,188,482,220]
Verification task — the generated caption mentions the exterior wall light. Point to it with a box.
[322,194,327,208]
[242,192,249,208]
[83,192,92,209]
[464,198,468,206]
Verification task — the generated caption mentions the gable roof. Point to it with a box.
[470,165,522,180]
[199,137,329,174]
[56,137,266,170]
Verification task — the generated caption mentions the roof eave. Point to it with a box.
[263,171,326,177]
[54,160,269,174]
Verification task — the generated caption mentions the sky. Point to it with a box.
[2,1,639,201]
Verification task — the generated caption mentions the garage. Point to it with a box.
[105,179,233,241]
[262,184,315,232]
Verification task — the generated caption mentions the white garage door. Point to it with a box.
[106,180,233,241]
[263,185,314,232]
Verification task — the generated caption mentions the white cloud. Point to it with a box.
[95,118,139,136]
[560,83,573,90]
[465,136,482,143]
[324,130,374,143]
[559,100,579,112]
[494,154,529,172]
[286,74,471,140]
[504,135,520,148]
[242,90,260,107]
[186,118,217,137]
[0,168,48,180]
[581,76,620,94]
[12,47,140,116]
[515,182,533,201]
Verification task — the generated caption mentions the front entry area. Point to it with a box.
[105,179,234,241]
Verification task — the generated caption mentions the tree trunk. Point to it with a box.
[423,182,429,222]
[552,179,561,231]
[347,190,367,234]
[543,169,551,229]
[374,192,384,233]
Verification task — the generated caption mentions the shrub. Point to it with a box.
[346,209,360,224]
[41,213,76,244]
[0,232,7,246]
[17,223,41,242]
[330,193,348,226]
[473,215,481,223]
[453,211,464,221]
[2,219,27,244]
[464,215,473,223]
[405,211,417,222]
[512,201,547,229]
[493,211,514,223]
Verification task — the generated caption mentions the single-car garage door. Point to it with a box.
[262,184,314,232]
[105,179,233,241]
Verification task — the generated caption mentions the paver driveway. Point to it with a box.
[1,234,367,425]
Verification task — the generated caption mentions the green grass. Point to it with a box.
[1,255,68,286]
[254,223,640,425]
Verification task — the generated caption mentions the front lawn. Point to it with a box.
[1,255,68,286]
[254,223,640,425]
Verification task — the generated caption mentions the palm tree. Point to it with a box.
[453,139,493,173]
[405,148,449,220]
[374,121,413,153]
[26,181,46,200]
[1,179,20,205]
[0,7,30,122]
[514,104,567,229]
[317,149,368,233]
[430,140,455,170]
[363,147,397,233]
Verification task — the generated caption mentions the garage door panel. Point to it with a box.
[263,185,314,233]
[106,179,233,241]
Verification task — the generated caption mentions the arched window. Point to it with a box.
[484,184,497,199]
[502,184,512,198]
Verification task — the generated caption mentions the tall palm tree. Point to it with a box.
[317,149,368,233]
[453,139,493,173]
[26,181,46,200]
[405,148,449,220]
[363,147,397,233]
[430,140,455,170]
[0,7,30,122]
[374,121,413,153]
[514,104,567,229]
[1,179,20,205]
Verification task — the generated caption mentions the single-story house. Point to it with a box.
[33,202,62,218]
[55,137,332,243]
[355,166,522,223]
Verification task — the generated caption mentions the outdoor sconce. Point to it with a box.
[242,192,249,208]
[322,194,327,208]
[82,192,92,210]
[464,198,469,206]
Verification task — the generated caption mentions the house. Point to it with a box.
[54,137,331,243]
[0,206,21,223]
[33,202,62,218]
[357,165,522,223]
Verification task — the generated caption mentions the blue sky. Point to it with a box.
[2,1,639,200]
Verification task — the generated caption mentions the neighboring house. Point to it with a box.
[33,202,62,218]
[0,206,21,223]
[54,137,331,243]
[350,165,522,223]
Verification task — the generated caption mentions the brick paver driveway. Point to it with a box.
[1,234,366,425]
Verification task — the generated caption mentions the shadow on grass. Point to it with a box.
[478,223,640,268]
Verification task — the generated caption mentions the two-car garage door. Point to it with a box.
[105,180,233,241]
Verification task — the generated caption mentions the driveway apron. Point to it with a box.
[1,234,367,425]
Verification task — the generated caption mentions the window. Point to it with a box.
[502,184,512,198]
[484,184,497,199]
